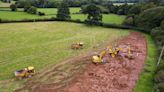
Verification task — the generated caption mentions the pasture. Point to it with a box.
[0,22,129,80]
[0,22,130,92]
[0,8,125,24]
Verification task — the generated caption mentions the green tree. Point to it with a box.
[10,4,17,11]
[84,4,102,21]
[128,4,141,15]
[24,2,31,12]
[141,2,156,11]
[27,6,37,14]
[56,0,71,20]
[136,7,164,30]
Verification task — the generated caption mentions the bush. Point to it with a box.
[155,70,164,83]
[160,20,164,29]
[117,9,124,15]
[128,4,141,15]
[24,2,31,12]
[38,12,45,16]
[156,83,164,92]
[10,4,17,11]
[84,19,103,26]
[141,2,156,11]
[136,7,164,30]
[156,62,164,72]
[27,6,37,14]
[123,16,134,26]
[151,27,164,47]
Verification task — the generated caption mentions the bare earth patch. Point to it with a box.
[15,32,147,92]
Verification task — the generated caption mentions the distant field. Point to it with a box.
[0,1,10,7]
[38,8,81,14]
[71,14,125,24]
[0,11,49,20]
[0,8,125,24]
[0,22,129,92]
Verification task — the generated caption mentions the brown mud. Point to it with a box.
[15,32,147,92]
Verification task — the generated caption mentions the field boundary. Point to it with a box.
[0,18,149,34]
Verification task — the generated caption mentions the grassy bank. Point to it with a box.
[134,35,158,92]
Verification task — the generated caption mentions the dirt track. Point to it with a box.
[15,32,147,92]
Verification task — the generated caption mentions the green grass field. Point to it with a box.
[0,8,125,24]
[0,1,11,7]
[0,11,49,20]
[71,14,125,24]
[0,22,129,80]
[134,35,158,92]
[0,22,129,92]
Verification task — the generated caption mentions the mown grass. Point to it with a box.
[133,35,158,92]
[0,22,129,92]
[0,22,129,80]
[0,8,125,24]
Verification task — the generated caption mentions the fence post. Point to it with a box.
[157,45,164,66]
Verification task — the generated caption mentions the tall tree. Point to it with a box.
[56,0,71,20]
[84,4,102,21]
[10,4,17,11]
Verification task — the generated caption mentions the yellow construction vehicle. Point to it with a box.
[71,42,84,49]
[15,66,35,79]
[92,50,106,64]
[92,46,130,64]
[108,47,123,58]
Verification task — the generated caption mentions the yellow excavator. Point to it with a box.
[92,46,131,64]
[15,66,35,79]
[71,42,84,49]
[92,50,106,64]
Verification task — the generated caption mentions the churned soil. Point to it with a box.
[15,32,147,92]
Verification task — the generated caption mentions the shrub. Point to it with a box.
[128,4,141,15]
[160,20,164,29]
[141,2,156,11]
[136,7,164,30]
[157,83,164,92]
[27,6,37,14]
[117,9,124,15]
[10,4,17,11]
[24,2,31,12]
[98,5,109,14]
[154,70,164,83]
[156,62,164,72]
[123,16,134,26]
[151,27,164,47]
[38,12,45,16]
[84,19,103,26]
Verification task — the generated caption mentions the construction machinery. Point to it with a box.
[92,45,131,64]
[71,42,84,49]
[92,50,106,64]
[15,66,35,79]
